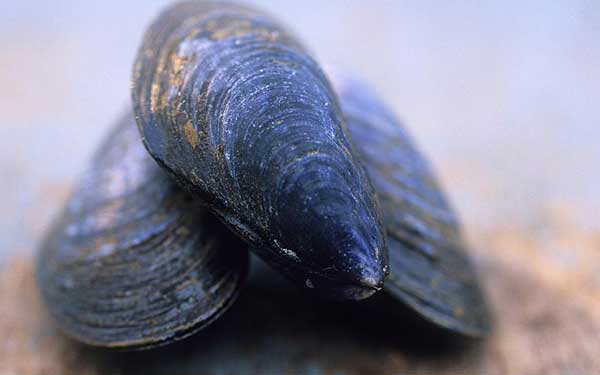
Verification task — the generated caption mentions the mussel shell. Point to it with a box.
[330,71,491,336]
[36,112,248,349]
[132,1,387,300]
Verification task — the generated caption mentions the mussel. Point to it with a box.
[131,1,388,299]
[36,0,490,351]
[329,71,490,336]
[36,112,248,349]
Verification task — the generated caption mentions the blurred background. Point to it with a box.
[1,1,599,373]
[2,0,599,262]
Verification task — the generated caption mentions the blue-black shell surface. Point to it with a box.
[36,112,248,349]
[330,71,491,336]
[132,1,388,299]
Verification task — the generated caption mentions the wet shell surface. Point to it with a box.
[36,112,248,349]
[330,71,491,336]
[132,1,387,300]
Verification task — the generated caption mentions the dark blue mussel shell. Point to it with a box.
[36,112,248,349]
[330,70,491,337]
[132,1,388,300]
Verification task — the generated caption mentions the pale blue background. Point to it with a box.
[1,1,599,262]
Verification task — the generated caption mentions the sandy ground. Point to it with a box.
[1,211,599,374]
